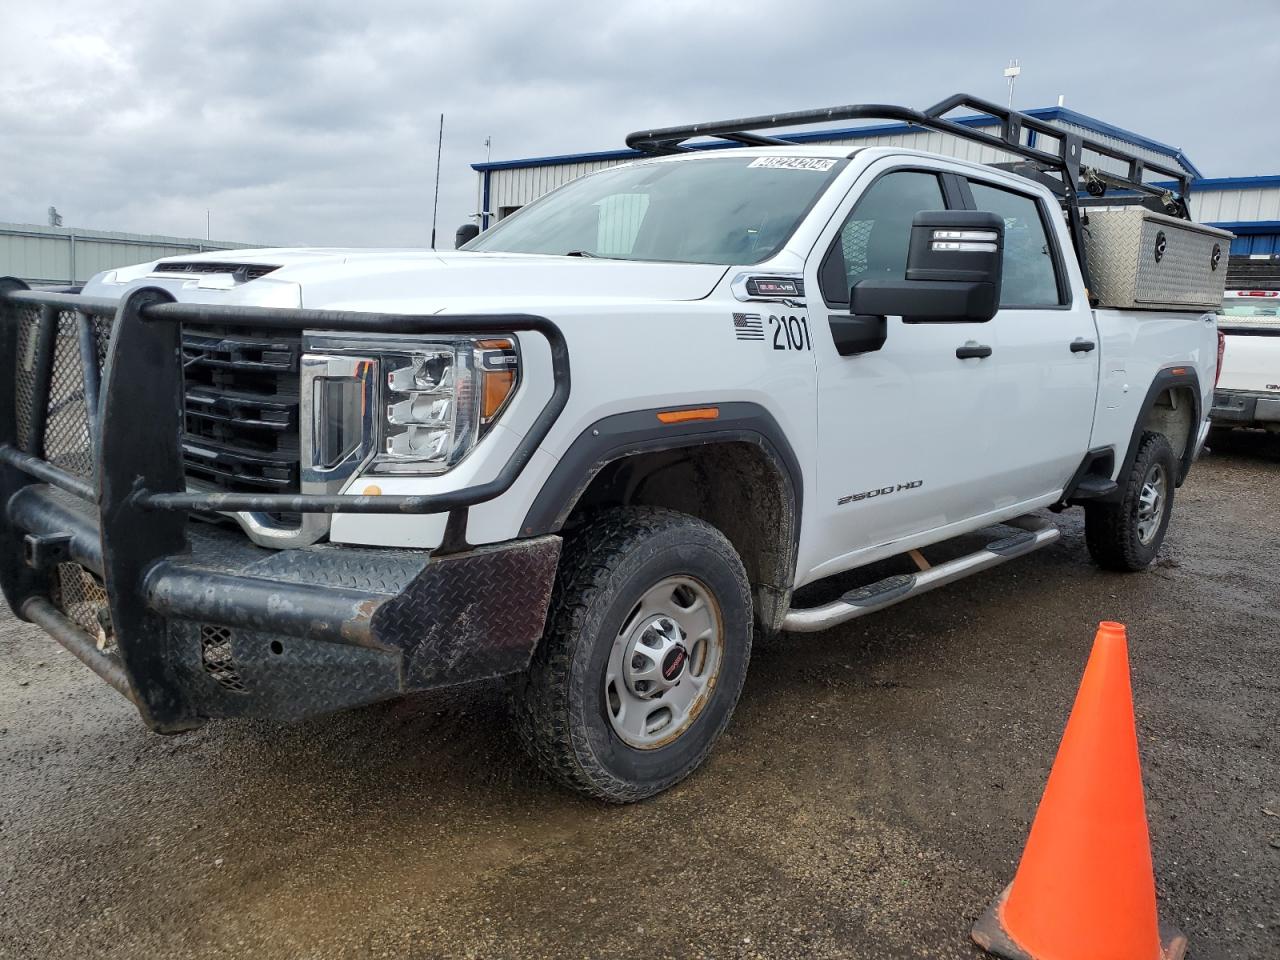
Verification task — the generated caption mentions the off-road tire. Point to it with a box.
[1084,431,1177,572]
[513,507,753,803]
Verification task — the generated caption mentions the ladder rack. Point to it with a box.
[625,93,1194,295]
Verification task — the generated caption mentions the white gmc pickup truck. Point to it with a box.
[0,95,1220,801]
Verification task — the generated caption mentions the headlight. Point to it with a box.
[301,334,519,480]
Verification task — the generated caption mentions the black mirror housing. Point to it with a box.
[853,278,999,324]
[829,314,887,356]
[851,210,1004,323]
[455,223,481,248]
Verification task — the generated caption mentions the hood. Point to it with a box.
[83,248,730,310]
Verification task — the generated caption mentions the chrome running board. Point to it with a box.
[781,516,1060,633]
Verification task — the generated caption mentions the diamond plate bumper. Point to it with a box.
[8,482,561,726]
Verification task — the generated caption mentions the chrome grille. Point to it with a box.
[181,327,301,495]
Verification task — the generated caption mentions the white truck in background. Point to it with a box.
[0,94,1224,802]
[1212,287,1280,430]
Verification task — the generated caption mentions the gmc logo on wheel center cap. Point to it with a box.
[661,646,688,681]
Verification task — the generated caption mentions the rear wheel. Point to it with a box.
[513,507,752,802]
[1084,431,1177,572]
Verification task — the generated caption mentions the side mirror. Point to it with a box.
[829,314,887,356]
[455,223,481,248]
[851,211,1004,323]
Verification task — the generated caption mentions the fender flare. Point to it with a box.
[521,402,803,541]
[1113,366,1202,495]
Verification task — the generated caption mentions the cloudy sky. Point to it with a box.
[3,0,1277,248]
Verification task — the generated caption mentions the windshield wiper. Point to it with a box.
[564,250,599,258]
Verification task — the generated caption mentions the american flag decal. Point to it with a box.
[732,312,764,341]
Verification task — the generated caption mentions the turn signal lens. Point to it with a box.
[477,338,518,424]
[482,369,516,421]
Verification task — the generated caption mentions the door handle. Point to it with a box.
[955,343,993,360]
[1070,339,1097,353]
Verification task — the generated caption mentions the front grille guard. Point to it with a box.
[0,281,570,728]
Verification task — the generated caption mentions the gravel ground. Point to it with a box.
[1,437,1277,960]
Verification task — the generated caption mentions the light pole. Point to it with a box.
[1004,59,1021,109]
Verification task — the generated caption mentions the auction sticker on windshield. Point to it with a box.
[748,157,837,171]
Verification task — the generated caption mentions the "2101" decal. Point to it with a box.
[770,314,811,352]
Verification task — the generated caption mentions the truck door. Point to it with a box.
[801,162,1002,582]
[962,176,1098,501]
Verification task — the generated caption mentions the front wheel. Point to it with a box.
[513,507,753,802]
[1084,431,1177,572]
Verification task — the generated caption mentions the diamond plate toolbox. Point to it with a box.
[1082,208,1233,311]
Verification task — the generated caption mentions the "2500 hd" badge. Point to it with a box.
[838,480,924,506]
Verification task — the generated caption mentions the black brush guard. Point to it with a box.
[0,282,570,732]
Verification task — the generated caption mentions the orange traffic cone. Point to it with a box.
[971,621,1187,960]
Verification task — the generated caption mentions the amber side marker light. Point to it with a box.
[477,338,517,422]
[657,407,720,424]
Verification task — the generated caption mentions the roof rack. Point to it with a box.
[625,94,1194,293]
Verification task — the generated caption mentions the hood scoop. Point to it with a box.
[153,262,282,283]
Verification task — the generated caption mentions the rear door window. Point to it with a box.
[967,181,1065,308]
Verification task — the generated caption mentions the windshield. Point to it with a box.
[1220,294,1280,319]
[467,155,847,265]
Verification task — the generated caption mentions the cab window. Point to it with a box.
[469,156,846,265]
[820,171,946,305]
